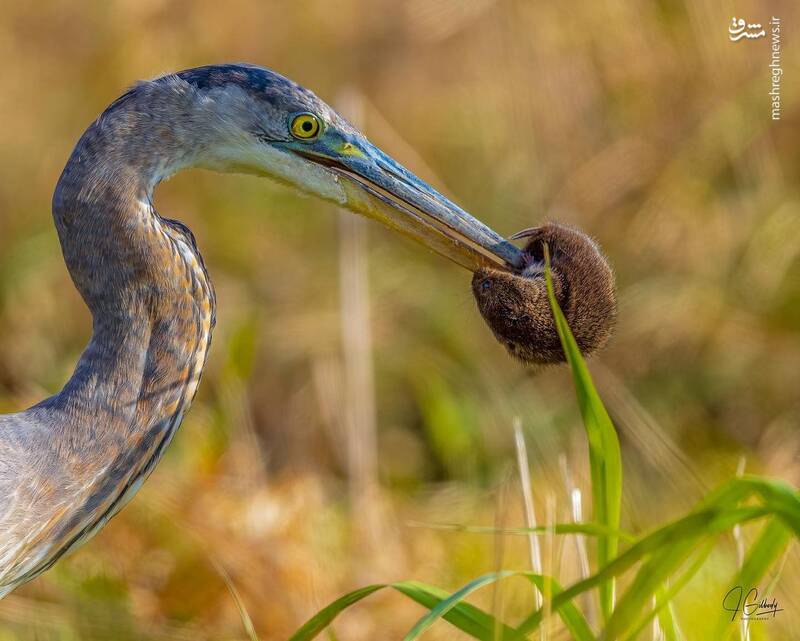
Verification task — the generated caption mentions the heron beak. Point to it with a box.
[293,139,523,272]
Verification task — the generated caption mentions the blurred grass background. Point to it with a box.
[0,0,798,638]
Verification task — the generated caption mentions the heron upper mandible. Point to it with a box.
[0,63,529,597]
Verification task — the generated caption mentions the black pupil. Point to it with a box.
[302,120,313,132]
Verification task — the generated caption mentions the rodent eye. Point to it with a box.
[290,113,322,140]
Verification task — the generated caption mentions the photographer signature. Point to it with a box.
[723,586,783,621]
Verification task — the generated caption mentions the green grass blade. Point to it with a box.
[394,580,522,641]
[523,574,595,641]
[655,599,680,641]
[699,475,800,531]
[401,573,524,641]
[402,572,592,641]
[544,245,622,622]
[288,580,520,641]
[604,536,698,639]
[623,539,714,641]
[407,520,634,541]
[516,505,770,635]
[736,476,800,535]
[737,518,792,591]
[288,584,386,641]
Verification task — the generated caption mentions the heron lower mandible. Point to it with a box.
[0,63,529,598]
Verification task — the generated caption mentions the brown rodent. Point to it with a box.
[472,222,616,365]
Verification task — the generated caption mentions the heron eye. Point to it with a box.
[290,113,321,140]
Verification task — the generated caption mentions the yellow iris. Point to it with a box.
[290,113,321,139]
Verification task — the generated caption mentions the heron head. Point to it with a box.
[173,64,522,272]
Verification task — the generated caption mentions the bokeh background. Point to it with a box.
[0,0,798,639]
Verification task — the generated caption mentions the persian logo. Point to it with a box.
[728,16,783,120]
[728,17,766,41]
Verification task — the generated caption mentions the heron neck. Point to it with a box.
[48,101,216,465]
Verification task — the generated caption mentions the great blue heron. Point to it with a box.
[0,63,526,598]
[0,63,614,598]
